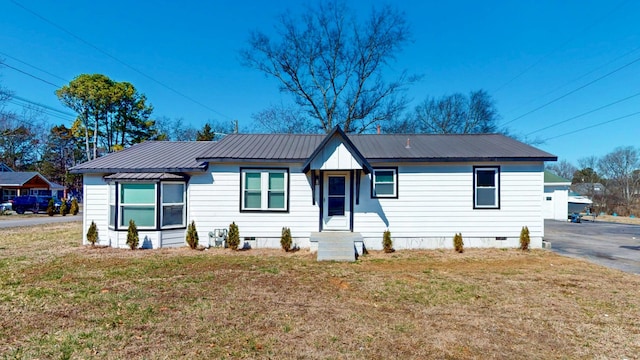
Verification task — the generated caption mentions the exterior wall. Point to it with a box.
[82,174,110,246]
[187,163,318,250]
[310,137,362,171]
[543,185,569,221]
[81,160,547,250]
[353,162,546,250]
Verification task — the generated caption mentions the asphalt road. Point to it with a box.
[0,214,81,228]
[544,219,640,275]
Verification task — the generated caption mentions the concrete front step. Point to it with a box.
[312,232,362,262]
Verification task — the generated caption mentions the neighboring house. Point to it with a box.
[543,170,570,221]
[0,170,65,203]
[70,127,557,255]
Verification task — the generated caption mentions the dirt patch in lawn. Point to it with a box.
[1,223,639,359]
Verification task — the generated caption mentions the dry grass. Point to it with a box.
[588,214,640,225]
[1,223,639,359]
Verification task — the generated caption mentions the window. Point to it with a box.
[161,183,185,227]
[474,167,500,209]
[120,183,156,228]
[241,169,288,211]
[372,168,398,198]
[108,183,116,228]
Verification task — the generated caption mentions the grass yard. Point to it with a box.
[1,223,639,359]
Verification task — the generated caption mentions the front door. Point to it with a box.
[323,172,350,231]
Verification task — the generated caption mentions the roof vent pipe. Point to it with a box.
[405,138,411,149]
[377,124,381,134]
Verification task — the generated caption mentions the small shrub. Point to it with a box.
[185,220,199,249]
[520,226,530,251]
[126,219,139,250]
[60,199,68,216]
[46,198,55,216]
[227,222,240,250]
[453,233,464,253]
[70,198,79,215]
[86,221,98,246]
[382,229,395,253]
[281,226,292,252]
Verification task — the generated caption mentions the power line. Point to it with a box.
[526,91,640,136]
[493,0,630,94]
[11,95,75,117]
[9,0,233,121]
[542,111,640,141]
[0,50,68,82]
[8,99,72,122]
[0,61,61,88]
[503,44,640,117]
[503,54,640,126]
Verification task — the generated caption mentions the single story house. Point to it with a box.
[542,170,571,221]
[70,127,557,257]
[0,170,65,203]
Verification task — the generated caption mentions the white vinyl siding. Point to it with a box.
[241,169,288,211]
[474,167,499,209]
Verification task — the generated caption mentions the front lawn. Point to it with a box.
[0,223,638,359]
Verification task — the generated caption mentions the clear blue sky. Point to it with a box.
[1,0,638,166]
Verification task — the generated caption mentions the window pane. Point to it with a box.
[268,192,285,209]
[375,183,394,196]
[476,188,496,206]
[109,184,116,205]
[269,172,284,190]
[244,191,261,208]
[375,171,394,183]
[121,206,155,227]
[245,173,261,190]
[121,184,155,204]
[109,205,116,227]
[328,177,345,196]
[476,170,495,187]
[162,205,184,226]
[328,197,345,216]
[162,183,184,204]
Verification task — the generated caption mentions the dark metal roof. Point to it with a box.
[103,173,189,181]
[199,133,557,162]
[70,141,217,174]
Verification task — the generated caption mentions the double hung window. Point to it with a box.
[241,169,288,211]
[372,168,398,198]
[474,167,500,209]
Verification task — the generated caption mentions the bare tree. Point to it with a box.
[155,116,198,141]
[251,104,317,134]
[240,1,417,133]
[597,146,640,213]
[403,90,502,134]
[546,159,577,181]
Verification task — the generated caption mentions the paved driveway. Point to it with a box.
[0,214,81,228]
[544,219,640,274]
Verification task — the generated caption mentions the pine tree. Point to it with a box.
[70,198,79,215]
[46,198,55,216]
[186,221,199,249]
[383,230,394,253]
[227,222,240,250]
[127,219,139,250]
[280,227,292,252]
[86,221,98,246]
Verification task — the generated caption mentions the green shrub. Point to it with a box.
[60,199,68,216]
[186,221,199,249]
[70,198,79,215]
[86,221,98,246]
[520,226,530,251]
[382,229,394,253]
[227,222,240,250]
[46,198,55,216]
[281,227,292,252]
[453,233,464,253]
[126,219,139,250]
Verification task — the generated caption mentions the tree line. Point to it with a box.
[547,147,640,216]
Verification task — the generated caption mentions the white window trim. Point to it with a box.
[119,183,157,229]
[108,183,116,229]
[474,167,500,209]
[372,168,398,198]
[241,169,288,212]
[161,182,186,229]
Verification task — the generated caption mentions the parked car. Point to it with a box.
[11,196,67,214]
[1,201,12,213]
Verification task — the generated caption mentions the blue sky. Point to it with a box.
[1,0,638,166]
